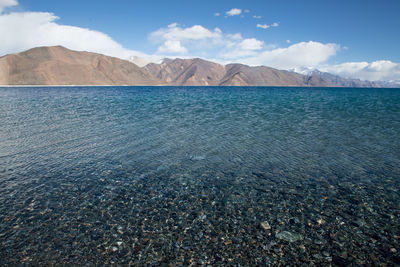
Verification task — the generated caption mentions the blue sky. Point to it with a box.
[1,0,400,81]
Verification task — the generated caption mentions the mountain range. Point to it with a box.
[0,46,396,87]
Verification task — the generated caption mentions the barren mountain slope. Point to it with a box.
[0,46,162,85]
[144,58,226,86]
[220,64,308,86]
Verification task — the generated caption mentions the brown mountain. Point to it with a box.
[302,70,386,87]
[144,58,307,86]
[144,58,226,86]
[220,64,307,86]
[0,46,162,85]
[144,58,388,87]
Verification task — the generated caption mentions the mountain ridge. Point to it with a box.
[144,57,391,87]
[0,46,397,87]
[0,46,163,85]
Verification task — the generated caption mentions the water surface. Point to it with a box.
[0,86,399,265]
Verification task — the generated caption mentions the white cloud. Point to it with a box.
[158,40,187,54]
[241,41,340,69]
[321,60,400,82]
[221,50,258,59]
[286,40,291,44]
[128,56,159,67]
[214,12,220,17]
[244,9,250,13]
[151,24,221,42]
[227,33,242,40]
[168,22,178,28]
[220,39,264,59]
[0,10,157,65]
[150,23,266,61]
[257,24,269,29]
[150,23,226,56]
[0,0,17,13]
[253,15,262,19]
[257,22,279,29]
[239,38,263,50]
[226,8,242,16]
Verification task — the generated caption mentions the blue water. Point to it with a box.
[0,86,399,265]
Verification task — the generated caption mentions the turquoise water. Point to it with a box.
[0,86,399,265]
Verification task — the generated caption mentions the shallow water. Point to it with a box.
[0,86,399,265]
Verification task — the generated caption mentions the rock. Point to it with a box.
[275,231,303,242]
[332,255,349,266]
[260,221,271,230]
[224,240,232,245]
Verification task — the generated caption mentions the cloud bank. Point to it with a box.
[322,60,400,82]
[0,3,156,65]
[150,23,270,60]
[150,23,222,54]
[149,24,343,73]
[241,41,340,69]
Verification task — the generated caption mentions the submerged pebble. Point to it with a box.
[276,231,304,242]
[260,221,271,230]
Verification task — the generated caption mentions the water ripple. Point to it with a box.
[0,86,399,265]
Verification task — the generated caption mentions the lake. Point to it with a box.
[0,86,399,265]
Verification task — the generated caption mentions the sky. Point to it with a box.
[0,0,400,82]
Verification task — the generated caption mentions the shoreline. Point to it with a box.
[1,84,399,88]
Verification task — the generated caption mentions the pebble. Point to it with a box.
[260,221,271,230]
[276,231,304,242]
